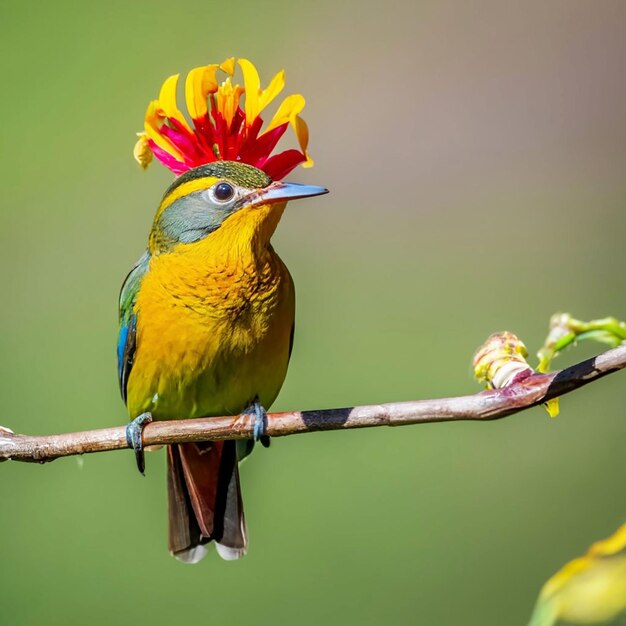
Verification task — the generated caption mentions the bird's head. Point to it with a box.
[148,161,327,254]
[133,57,327,255]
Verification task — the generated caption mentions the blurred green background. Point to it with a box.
[1,1,625,624]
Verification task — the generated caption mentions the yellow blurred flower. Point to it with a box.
[529,524,626,626]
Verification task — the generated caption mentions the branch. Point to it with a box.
[1,342,624,464]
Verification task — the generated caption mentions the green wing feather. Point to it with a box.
[117,251,150,403]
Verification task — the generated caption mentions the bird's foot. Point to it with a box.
[242,399,270,448]
[126,412,153,475]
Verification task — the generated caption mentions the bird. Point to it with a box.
[117,57,327,562]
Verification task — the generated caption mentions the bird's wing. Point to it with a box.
[117,251,150,404]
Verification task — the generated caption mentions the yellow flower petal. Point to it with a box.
[238,58,261,126]
[265,93,305,132]
[258,69,285,113]
[219,57,235,76]
[239,59,286,126]
[144,100,185,163]
[185,65,219,120]
[264,94,312,165]
[294,115,313,167]
[133,132,153,169]
[158,74,192,132]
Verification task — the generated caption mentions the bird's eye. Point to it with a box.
[212,182,235,203]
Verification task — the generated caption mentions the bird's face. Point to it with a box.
[149,161,327,254]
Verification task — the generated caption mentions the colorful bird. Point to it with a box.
[118,57,327,562]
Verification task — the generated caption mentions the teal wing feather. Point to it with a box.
[117,251,150,404]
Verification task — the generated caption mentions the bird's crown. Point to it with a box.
[134,57,313,181]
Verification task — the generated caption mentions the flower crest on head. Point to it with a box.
[133,57,313,181]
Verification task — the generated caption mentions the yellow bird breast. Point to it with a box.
[126,231,295,421]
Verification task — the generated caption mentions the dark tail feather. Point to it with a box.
[214,443,247,560]
[167,441,247,563]
[167,444,207,563]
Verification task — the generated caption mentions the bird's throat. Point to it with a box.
[201,201,286,264]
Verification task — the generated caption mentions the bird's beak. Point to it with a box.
[241,181,329,209]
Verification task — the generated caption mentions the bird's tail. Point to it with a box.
[167,440,247,563]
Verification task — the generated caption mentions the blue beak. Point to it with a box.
[244,181,329,208]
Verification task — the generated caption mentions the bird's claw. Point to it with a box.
[243,399,270,448]
[126,412,153,475]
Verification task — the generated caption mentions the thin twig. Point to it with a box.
[1,343,624,464]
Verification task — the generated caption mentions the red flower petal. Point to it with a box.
[262,150,306,181]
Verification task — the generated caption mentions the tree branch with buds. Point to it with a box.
[1,313,624,465]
